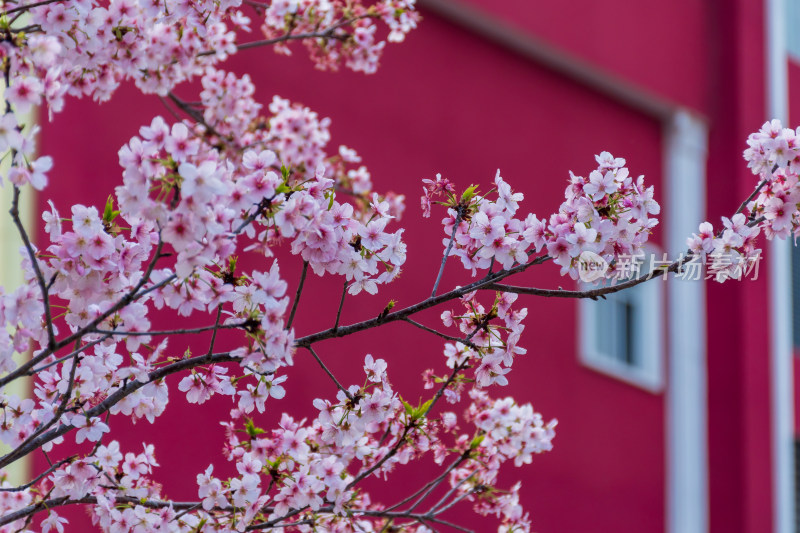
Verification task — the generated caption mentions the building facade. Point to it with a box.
[29,0,800,532]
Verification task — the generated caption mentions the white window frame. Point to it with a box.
[578,263,664,393]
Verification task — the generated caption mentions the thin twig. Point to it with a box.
[407,452,471,512]
[3,0,66,16]
[402,318,478,350]
[206,305,224,359]
[306,346,352,400]
[430,487,477,516]
[431,210,462,297]
[383,451,471,512]
[333,279,348,332]
[295,254,551,347]
[198,18,359,58]
[734,177,769,216]
[167,92,234,147]
[286,261,308,330]
[31,334,113,374]
[428,472,476,514]
[0,455,75,492]
[10,187,56,349]
[92,321,248,338]
[158,95,185,122]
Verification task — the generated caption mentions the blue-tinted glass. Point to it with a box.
[789,0,800,59]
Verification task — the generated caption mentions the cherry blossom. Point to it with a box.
[0,2,797,531]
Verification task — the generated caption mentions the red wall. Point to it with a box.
[34,5,680,533]
[705,1,773,532]
[459,0,711,113]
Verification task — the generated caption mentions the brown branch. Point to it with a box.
[431,209,462,297]
[197,17,360,58]
[333,279,348,332]
[3,0,66,16]
[10,186,56,349]
[0,237,171,389]
[306,345,352,400]
[0,455,75,492]
[92,321,249,338]
[0,351,239,471]
[402,318,479,350]
[295,254,551,347]
[286,260,308,330]
[345,359,469,491]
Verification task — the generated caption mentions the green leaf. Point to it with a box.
[245,419,265,438]
[461,184,479,203]
[401,398,413,416]
[418,398,433,415]
[103,195,115,222]
[469,434,485,450]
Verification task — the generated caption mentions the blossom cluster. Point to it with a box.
[687,214,761,282]
[685,119,800,283]
[741,121,800,242]
[261,0,419,73]
[424,153,660,281]
[422,171,532,275]
[743,118,800,177]
[537,152,660,280]
[11,1,800,532]
[0,0,418,193]
[454,389,557,533]
[429,291,527,395]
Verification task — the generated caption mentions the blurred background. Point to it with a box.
[13,0,800,531]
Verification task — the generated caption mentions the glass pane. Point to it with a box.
[789,0,800,59]
[792,242,800,349]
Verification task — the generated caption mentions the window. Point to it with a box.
[788,0,800,59]
[792,243,800,350]
[579,266,664,392]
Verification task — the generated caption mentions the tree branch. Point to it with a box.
[0,351,240,471]
[2,0,66,16]
[431,210,462,297]
[333,279,348,332]
[305,345,352,400]
[295,254,551,347]
[10,186,56,349]
[286,260,308,330]
[402,318,479,350]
